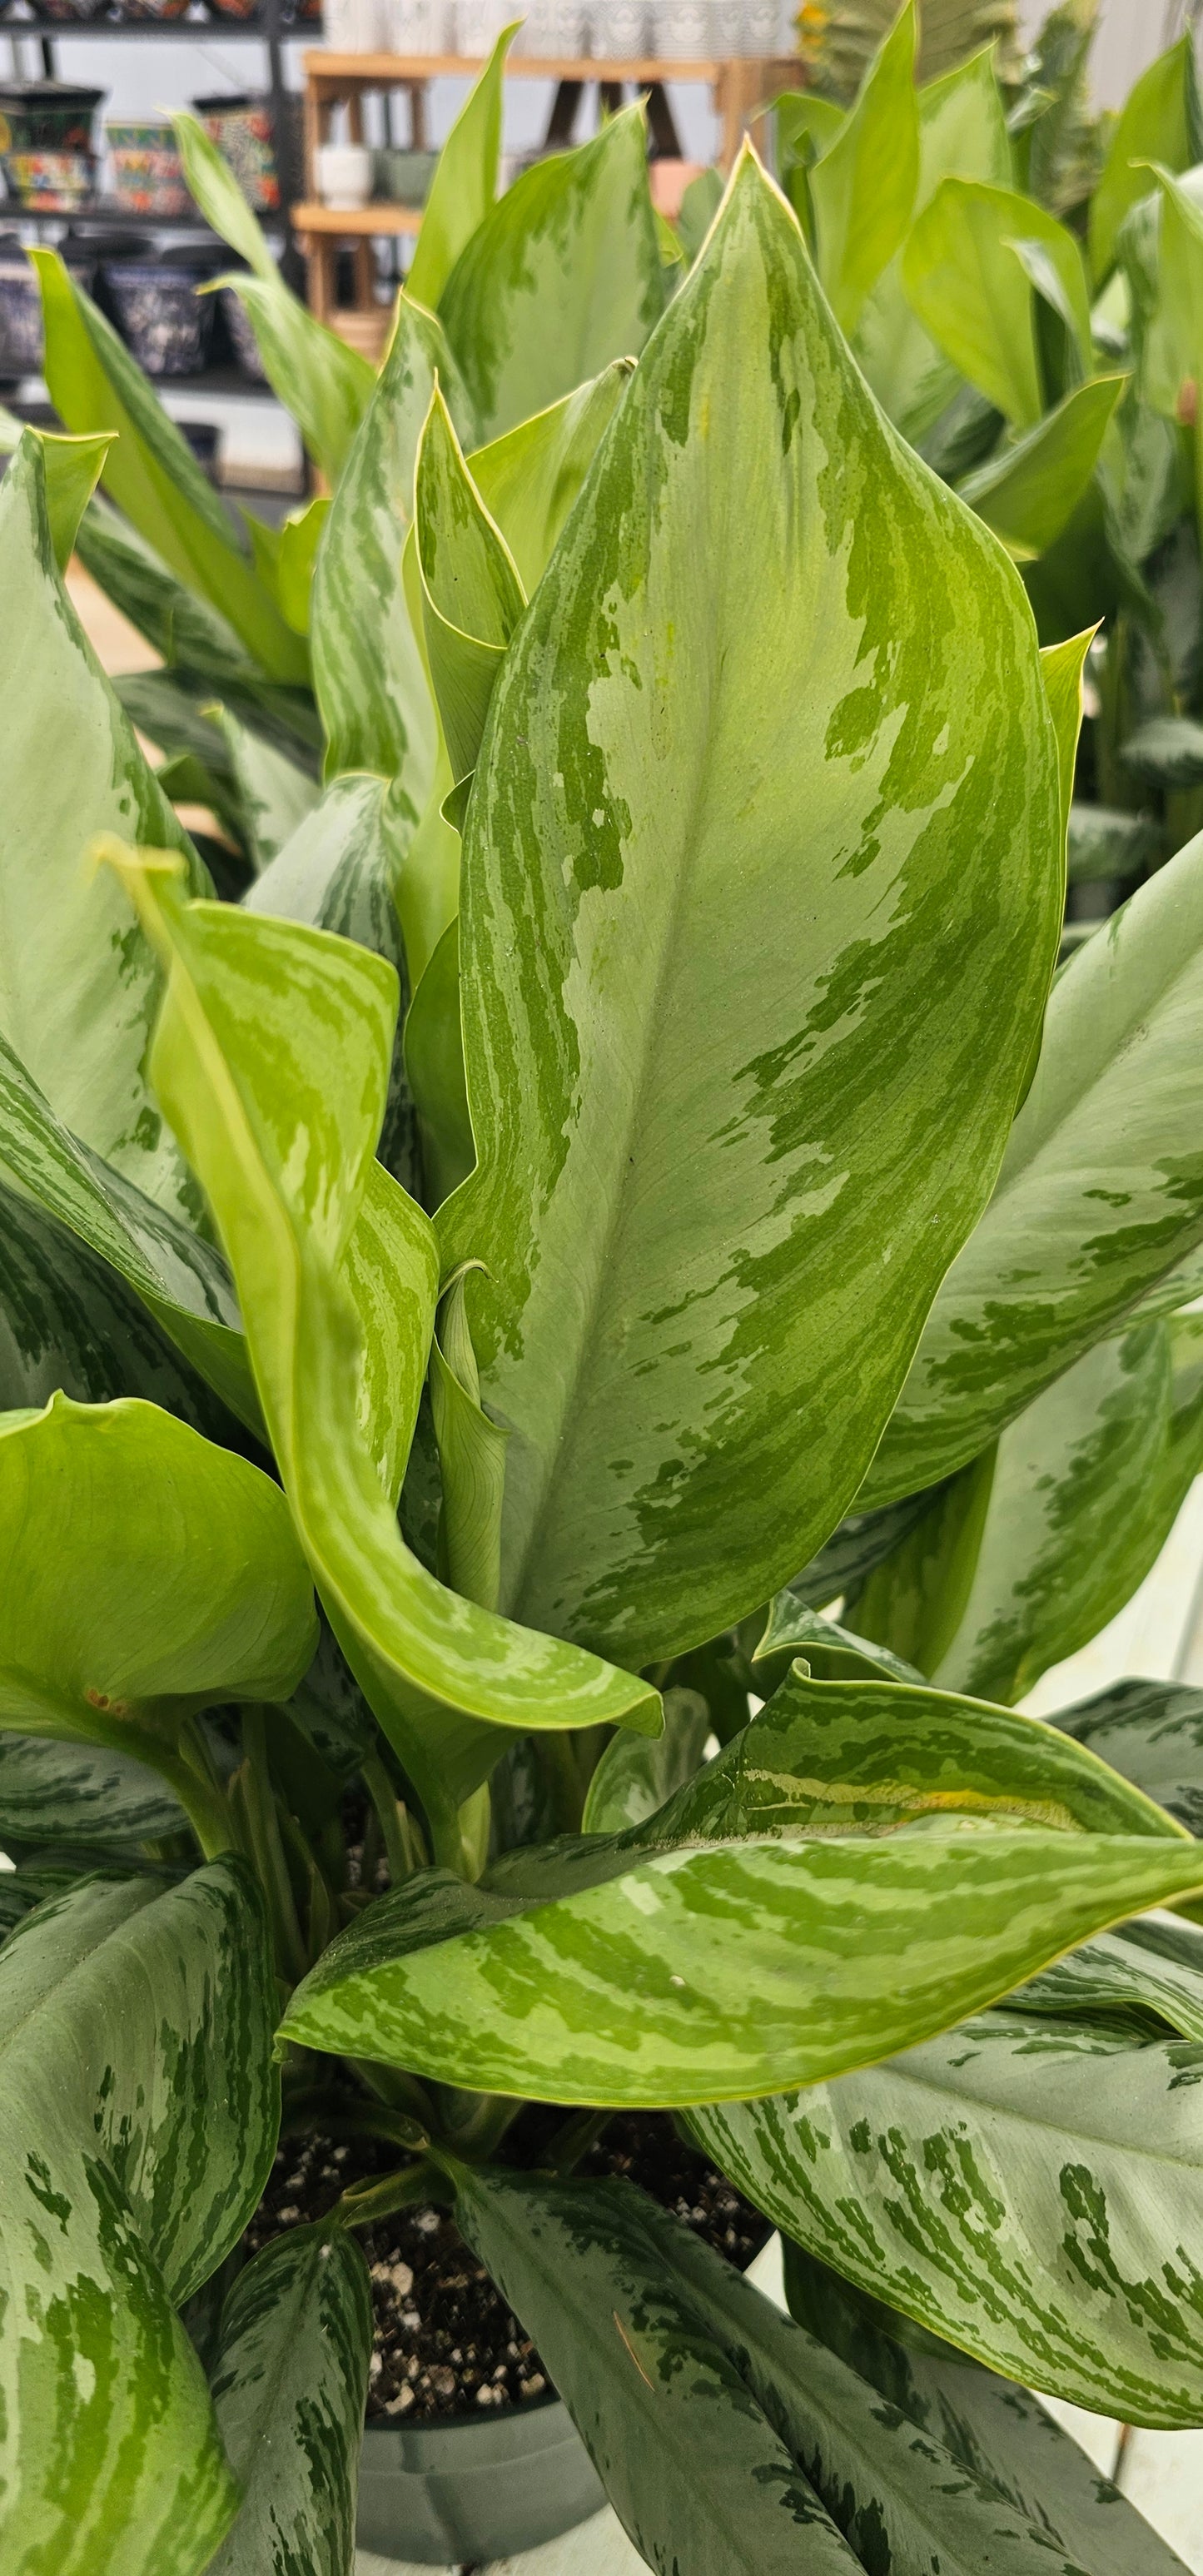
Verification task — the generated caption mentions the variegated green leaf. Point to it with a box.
[1053,1676,1203,1835]
[281,1673,1203,2104]
[212,274,375,487]
[783,2239,1192,2576]
[404,918,474,1209]
[440,149,1062,1673]
[470,362,633,595]
[581,1685,711,1834]
[0,1394,316,1841]
[0,1031,256,1428]
[439,107,664,443]
[206,704,318,873]
[204,2225,372,2576]
[752,1604,922,1692]
[0,1860,277,2574]
[311,292,451,788]
[415,384,524,787]
[867,825,1203,1500]
[0,435,208,1232]
[246,774,420,1191]
[33,250,304,684]
[691,1921,1203,2424]
[929,1316,1203,1704]
[103,851,659,1865]
[455,2162,1186,2574]
[0,1730,186,1852]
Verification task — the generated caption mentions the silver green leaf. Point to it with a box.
[868,821,1203,1500]
[205,2225,372,2576]
[0,1860,277,2573]
[0,1732,185,1851]
[438,107,664,443]
[441,148,1062,1672]
[1052,1676,1203,1836]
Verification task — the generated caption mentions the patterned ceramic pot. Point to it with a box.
[0,82,103,152]
[106,115,190,214]
[101,256,215,375]
[192,92,279,207]
[2,149,96,209]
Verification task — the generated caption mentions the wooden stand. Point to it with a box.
[296,50,796,333]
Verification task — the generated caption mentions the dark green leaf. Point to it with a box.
[0,1733,185,1850]
[205,2225,372,2576]
[1052,1675,1203,1835]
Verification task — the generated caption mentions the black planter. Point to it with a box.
[356,2394,604,2565]
[100,257,214,377]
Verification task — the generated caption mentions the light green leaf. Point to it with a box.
[213,276,375,487]
[33,250,305,684]
[1053,1675,1203,1837]
[1134,165,1203,424]
[581,1685,712,1834]
[0,1393,316,1807]
[36,427,113,569]
[403,917,474,1209]
[1091,37,1196,283]
[692,1922,1203,2424]
[72,505,314,755]
[867,823,1203,1500]
[0,1859,277,2574]
[0,434,206,1231]
[171,108,277,281]
[903,177,1086,425]
[470,361,633,596]
[0,1731,186,1851]
[406,23,517,313]
[958,372,1126,558]
[104,850,659,1863]
[1122,712,1203,788]
[439,107,664,443]
[677,164,724,263]
[783,2237,1193,2576]
[429,1269,508,1610]
[932,1315,1203,1704]
[311,292,451,788]
[415,383,524,787]
[440,149,1062,1673]
[205,2225,372,2576]
[281,1671,1203,2104]
[0,1030,257,1429]
[276,496,330,634]
[810,0,919,333]
[1007,227,1092,384]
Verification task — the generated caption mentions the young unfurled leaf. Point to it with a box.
[440,148,1063,1673]
[867,824,1203,1499]
[403,918,474,1208]
[751,1603,923,1692]
[281,1672,1203,2105]
[415,385,525,786]
[690,1919,1203,2424]
[0,1394,316,1805]
[0,1862,277,2574]
[204,2225,372,2576]
[103,850,659,1865]
[439,107,664,443]
[406,22,516,313]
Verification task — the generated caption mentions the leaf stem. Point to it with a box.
[542,2106,612,2175]
[237,1708,311,1987]
[362,1752,419,1886]
[329,2157,447,2230]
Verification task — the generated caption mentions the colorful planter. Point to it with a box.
[106,116,190,216]
[0,82,103,152]
[191,92,278,209]
[2,150,96,211]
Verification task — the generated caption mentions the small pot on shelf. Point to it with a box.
[191,91,279,208]
[100,250,216,377]
[105,114,190,216]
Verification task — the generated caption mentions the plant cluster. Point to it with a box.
[7,13,1203,2576]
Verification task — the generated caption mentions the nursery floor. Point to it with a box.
[64,575,1203,2576]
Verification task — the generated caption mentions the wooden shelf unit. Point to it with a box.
[296,47,796,328]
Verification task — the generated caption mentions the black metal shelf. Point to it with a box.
[5,196,285,227]
[2,13,320,32]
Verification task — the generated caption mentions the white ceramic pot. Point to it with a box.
[455,0,510,49]
[385,0,445,43]
[741,0,779,49]
[651,0,711,57]
[591,0,647,58]
[325,0,388,42]
[316,140,373,203]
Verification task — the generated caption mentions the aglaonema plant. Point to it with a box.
[10,38,1203,2576]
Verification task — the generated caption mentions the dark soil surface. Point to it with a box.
[248,2111,771,2424]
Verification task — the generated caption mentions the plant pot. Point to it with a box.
[2,150,96,211]
[216,281,267,381]
[0,236,96,370]
[105,116,190,216]
[191,92,278,208]
[0,82,104,152]
[114,0,193,16]
[356,2393,605,2565]
[25,0,109,21]
[100,256,214,376]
